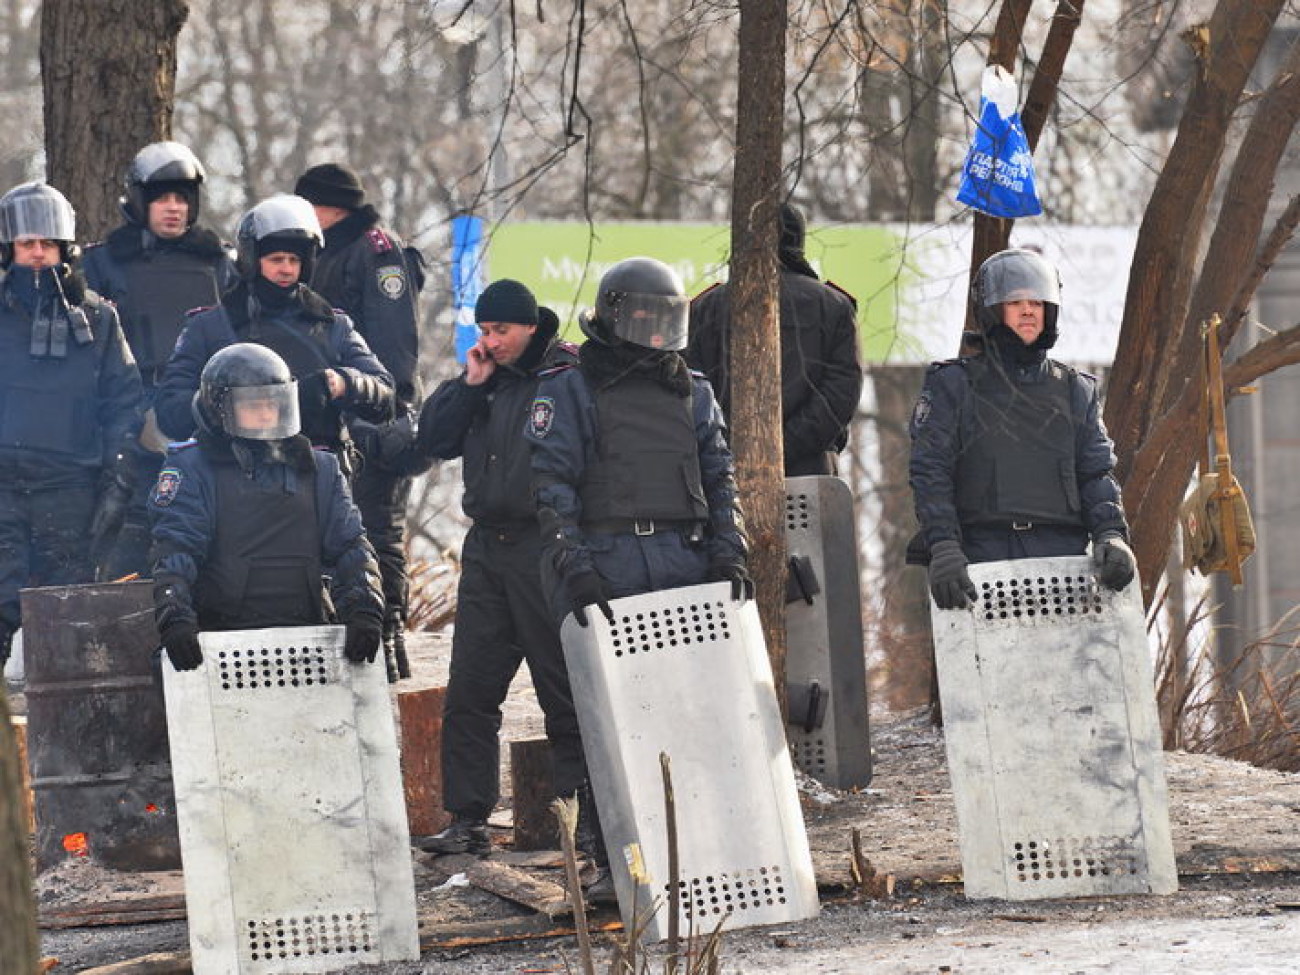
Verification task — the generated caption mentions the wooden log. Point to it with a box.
[75,951,191,975]
[397,685,452,837]
[510,737,558,851]
[12,715,31,833]
[465,858,572,919]
[420,914,623,950]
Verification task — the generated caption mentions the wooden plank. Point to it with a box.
[510,737,558,851]
[39,907,188,930]
[397,685,452,837]
[76,951,191,975]
[420,913,623,950]
[12,714,32,832]
[465,858,573,919]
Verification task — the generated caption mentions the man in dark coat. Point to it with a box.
[688,202,863,476]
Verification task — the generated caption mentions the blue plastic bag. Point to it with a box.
[956,66,1042,219]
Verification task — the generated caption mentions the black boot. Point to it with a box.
[417,815,490,856]
[383,612,411,683]
[576,784,616,905]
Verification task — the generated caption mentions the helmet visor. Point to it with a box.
[978,254,1061,308]
[221,382,300,441]
[609,292,689,351]
[0,192,75,244]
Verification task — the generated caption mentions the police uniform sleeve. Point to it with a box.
[692,377,749,568]
[355,232,420,407]
[330,312,396,424]
[314,449,384,623]
[94,301,145,457]
[415,374,490,461]
[908,363,966,549]
[686,286,730,410]
[1072,371,1129,539]
[154,316,212,441]
[526,368,596,576]
[147,447,214,633]
[782,288,864,461]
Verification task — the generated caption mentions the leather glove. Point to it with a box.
[709,562,755,602]
[1093,532,1136,591]
[564,567,614,628]
[297,370,334,426]
[89,467,134,567]
[344,616,383,664]
[928,539,977,610]
[160,621,203,672]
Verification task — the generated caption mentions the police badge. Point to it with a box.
[377,265,407,300]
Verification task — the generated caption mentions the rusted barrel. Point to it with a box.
[21,580,180,872]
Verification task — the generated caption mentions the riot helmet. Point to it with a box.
[579,257,688,351]
[0,182,76,267]
[971,248,1061,335]
[195,343,301,441]
[234,194,323,280]
[123,141,206,226]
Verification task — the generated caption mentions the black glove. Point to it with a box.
[344,616,383,664]
[297,370,335,427]
[928,539,977,610]
[709,562,755,602]
[1093,532,1136,591]
[160,621,203,672]
[564,568,614,628]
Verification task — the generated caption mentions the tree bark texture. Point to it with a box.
[0,690,37,972]
[40,0,188,240]
[1104,0,1288,602]
[729,0,788,705]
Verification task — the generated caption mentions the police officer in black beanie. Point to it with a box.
[688,201,863,476]
[293,162,426,682]
[82,141,238,579]
[409,280,600,886]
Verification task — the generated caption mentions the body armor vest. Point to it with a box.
[121,251,223,374]
[241,311,342,448]
[580,376,709,525]
[956,358,1084,528]
[194,457,326,630]
[0,302,101,458]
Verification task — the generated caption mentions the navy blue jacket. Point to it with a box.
[148,436,383,632]
[909,353,1127,551]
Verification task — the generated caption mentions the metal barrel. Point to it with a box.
[21,580,180,872]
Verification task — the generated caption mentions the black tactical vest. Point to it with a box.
[579,376,709,524]
[194,457,326,630]
[121,251,223,374]
[0,302,102,458]
[955,358,1084,528]
[241,313,343,448]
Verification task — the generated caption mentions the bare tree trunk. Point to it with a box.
[1,690,37,971]
[40,0,188,239]
[729,0,787,706]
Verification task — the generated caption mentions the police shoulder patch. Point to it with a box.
[376,265,407,300]
[528,396,556,438]
[152,467,184,507]
[910,392,932,429]
[365,228,394,254]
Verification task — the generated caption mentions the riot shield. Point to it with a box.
[932,556,1177,900]
[562,581,819,943]
[785,475,872,788]
[162,625,418,973]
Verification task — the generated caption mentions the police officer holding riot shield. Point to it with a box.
[688,202,863,476]
[909,248,1135,609]
[293,163,426,681]
[82,142,237,579]
[154,194,394,465]
[0,182,143,666]
[148,344,383,672]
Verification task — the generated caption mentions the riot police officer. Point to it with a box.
[0,182,143,665]
[909,248,1135,610]
[688,202,864,476]
[82,142,237,578]
[154,194,394,465]
[149,344,383,671]
[294,163,425,681]
[526,257,752,622]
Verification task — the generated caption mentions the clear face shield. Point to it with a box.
[978,254,1061,309]
[0,191,75,245]
[220,382,301,441]
[608,291,690,351]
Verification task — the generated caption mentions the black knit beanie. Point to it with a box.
[475,279,539,325]
[294,163,366,210]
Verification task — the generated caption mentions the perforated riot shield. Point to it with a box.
[162,626,418,974]
[784,476,872,788]
[931,556,1177,901]
[561,582,819,943]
